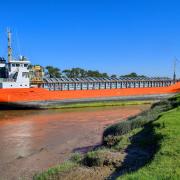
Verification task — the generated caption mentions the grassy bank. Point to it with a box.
[46,100,153,109]
[119,107,180,179]
[34,94,180,180]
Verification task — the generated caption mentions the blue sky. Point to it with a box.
[0,0,180,77]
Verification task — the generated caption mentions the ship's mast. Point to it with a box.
[173,58,176,83]
[7,29,12,63]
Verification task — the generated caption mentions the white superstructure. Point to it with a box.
[0,30,31,88]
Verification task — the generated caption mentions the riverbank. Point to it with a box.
[34,94,180,179]
[0,105,149,180]
[0,92,176,110]
[45,100,153,109]
[0,99,153,110]
[119,104,180,179]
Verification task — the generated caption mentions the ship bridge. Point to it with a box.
[41,77,175,91]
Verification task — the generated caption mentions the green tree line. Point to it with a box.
[45,66,146,78]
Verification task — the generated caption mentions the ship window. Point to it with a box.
[12,64,15,67]
[22,72,28,78]
[16,64,20,67]
[24,64,28,67]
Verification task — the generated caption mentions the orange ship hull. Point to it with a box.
[0,82,179,103]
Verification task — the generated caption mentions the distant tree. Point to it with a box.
[121,72,138,77]
[101,73,109,78]
[121,72,147,78]
[87,70,99,77]
[69,68,79,78]
[71,68,87,78]
[86,70,109,78]
[111,74,117,78]
[86,70,96,77]
[62,69,72,78]
[63,68,109,78]
[45,66,61,78]
[63,68,87,78]
[44,66,127,78]
[79,68,88,77]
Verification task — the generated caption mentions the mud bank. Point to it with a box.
[0,105,150,180]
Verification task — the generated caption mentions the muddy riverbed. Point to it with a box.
[0,105,150,180]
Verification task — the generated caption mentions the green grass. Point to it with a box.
[118,108,180,180]
[46,100,153,109]
[103,96,180,139]
[111,128,142,151]
[33,161,76,180]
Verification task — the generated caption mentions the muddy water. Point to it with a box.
[0,105,150,180]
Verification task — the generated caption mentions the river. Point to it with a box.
[0,104,150,180]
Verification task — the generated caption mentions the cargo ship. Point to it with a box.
[0,30,180,109]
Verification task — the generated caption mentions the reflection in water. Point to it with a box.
[0,105,150,180]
